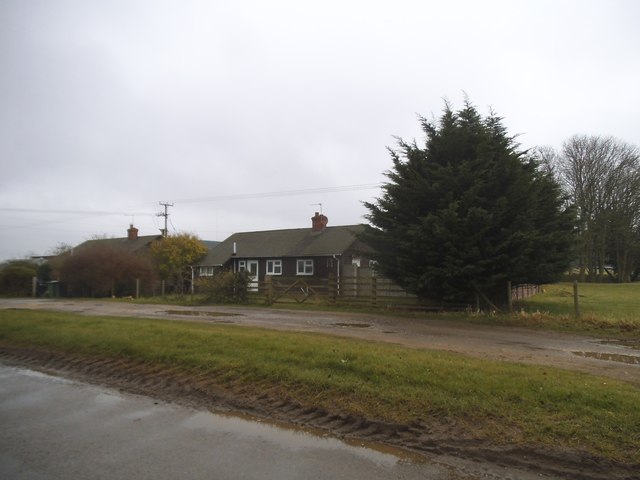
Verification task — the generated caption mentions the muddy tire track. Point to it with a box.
[1,346,637,480]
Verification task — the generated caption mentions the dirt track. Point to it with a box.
[1,299,640,479]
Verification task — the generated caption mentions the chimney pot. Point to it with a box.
[311,212,328,232]
[127,224,139,241]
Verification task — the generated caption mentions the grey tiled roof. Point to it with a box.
[73,236,219,256]
[200,225,367,266]
[73,235,162,254]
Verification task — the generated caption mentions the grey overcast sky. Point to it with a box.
[1,0,639,262]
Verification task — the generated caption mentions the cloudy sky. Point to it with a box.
[1,0,639,262]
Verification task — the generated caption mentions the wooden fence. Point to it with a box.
[250,275,471,312]
[242,275,543,313]
[511,283,540,301]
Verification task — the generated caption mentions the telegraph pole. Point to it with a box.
[157,201,173,237]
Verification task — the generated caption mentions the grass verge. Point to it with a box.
[510,283,640,340]
[521,282,640,320]
[1,308,639,464]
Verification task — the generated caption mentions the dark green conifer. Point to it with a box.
[361,101,576,303]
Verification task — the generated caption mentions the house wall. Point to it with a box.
[228,253,371,282]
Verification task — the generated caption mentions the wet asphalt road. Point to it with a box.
[0,364,554,480]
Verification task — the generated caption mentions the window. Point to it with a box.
[266,259,282,275]
[369,259,378,276]
[296,259,313,275]
[199,266,214,277]
[237,260,246,272]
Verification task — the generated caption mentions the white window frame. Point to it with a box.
[237,260,247,272]
[266,259,282,275]
[199,266,214,277]
[296,259,314,276]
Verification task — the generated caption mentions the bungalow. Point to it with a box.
[71,224,162,255]
[197,212,373,289]
[70,225,219,256]
[60,225,218,296]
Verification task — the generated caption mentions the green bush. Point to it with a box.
[0,260,37,296]
[196,270,249,303]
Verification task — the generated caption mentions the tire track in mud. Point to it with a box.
[1,346,637,480]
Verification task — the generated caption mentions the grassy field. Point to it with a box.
[0,308,639,464]
[522,282,640,319]
[509,282,640,338]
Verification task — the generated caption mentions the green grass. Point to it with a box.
[523,282,640,319]
[510,283,640,339]
[1,308,639,464]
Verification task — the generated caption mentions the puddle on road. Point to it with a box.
[182,410,423,467]
[573,351,640,365]
[165,310,241,319]
[332,322,372,328]
[599,338,640,349]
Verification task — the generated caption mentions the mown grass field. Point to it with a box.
[522,282,640,319]
[511,282,640,339]
[0,308,638,464]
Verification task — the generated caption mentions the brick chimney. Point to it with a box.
[127,224,139,241]
[311,212,328,232]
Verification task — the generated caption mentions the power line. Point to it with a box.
[174,183,381,204]
[0,207,153,216]
[0,184,382,218]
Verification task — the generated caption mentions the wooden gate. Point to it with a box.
[262,276,330,304]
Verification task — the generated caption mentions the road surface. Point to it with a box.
[0,364,555,480]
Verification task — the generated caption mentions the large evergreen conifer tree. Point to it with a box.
[361,101,575,303]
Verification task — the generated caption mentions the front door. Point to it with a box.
[247,260,259,292]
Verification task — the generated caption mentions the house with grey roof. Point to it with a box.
[197,212,373,288]
[71,225,162,255]
[71,226,219,256]
[63,225,218,296]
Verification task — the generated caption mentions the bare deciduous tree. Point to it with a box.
[554,135,640,282]
[59,244,156,297]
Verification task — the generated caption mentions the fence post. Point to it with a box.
[161,280,165,297]
[507,281,513,313]
[265,275,273,305]
[328,273,336,305]
[136,278,140,299]
[371,275,377,308]
[573,280,580,318]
